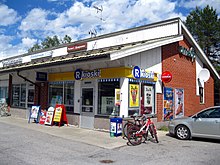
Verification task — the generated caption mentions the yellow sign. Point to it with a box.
[53,106,62,122]
[48,67,158,81]
[129,84,139,107]
[115,88,121,106]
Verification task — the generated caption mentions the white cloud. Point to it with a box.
[1,0,186,59]
[0,4,20,26]
[19,8,49,31]
[21,37,37,48]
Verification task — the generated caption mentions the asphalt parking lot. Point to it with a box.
[1,117,220,165]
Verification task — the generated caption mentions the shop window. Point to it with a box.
[49,81,74,113]
[27,88,34,108]
[141,84,155,115]
[12,84,26,108]
[199,87,204,104]
[98,80,120,115]
[0,87,8,98]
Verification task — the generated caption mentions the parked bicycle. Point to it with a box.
[127,115,159,145]
[122,115,144,139]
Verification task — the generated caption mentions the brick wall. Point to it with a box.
[34,82,48,110]
[157,39,214,122]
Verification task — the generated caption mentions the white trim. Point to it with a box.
[110,35,183,60]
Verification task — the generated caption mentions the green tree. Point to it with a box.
[28,43,41,52]
[28,35,72,52]
[62,35,72,44]
[185,5,220,106]
[41,35,60,49]
[185,5,220,57]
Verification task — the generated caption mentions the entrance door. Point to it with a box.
[80,87,94,129]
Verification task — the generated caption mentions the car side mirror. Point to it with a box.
[192,115,198,118]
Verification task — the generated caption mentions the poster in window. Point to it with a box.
[129,84,139,107]
[163,87,174,121]
[101,97,114,114]
[115,88,120,106]
[174,88,184,118]
[144,86,153,107]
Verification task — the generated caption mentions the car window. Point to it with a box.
[209,108,220,118]
[197,108,218,118]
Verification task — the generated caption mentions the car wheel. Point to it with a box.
[175,125,190,140]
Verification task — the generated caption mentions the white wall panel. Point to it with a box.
[87,23,179,50]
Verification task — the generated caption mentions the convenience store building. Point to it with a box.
[0,18,219,129]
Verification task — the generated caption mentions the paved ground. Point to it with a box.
[0,116,167,149]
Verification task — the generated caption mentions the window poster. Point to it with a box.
[163,87,174,121]
[174,88,184,118]
[129,84,139,107]
[144,86,153,107]
[115,88,121,106]
[101,97,114,114]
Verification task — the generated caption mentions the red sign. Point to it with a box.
[67,43,87,52]
[161,71,172,83]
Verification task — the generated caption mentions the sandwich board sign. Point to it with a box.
[52,104,68,127]
[44,107,54,126]
[28,106,41,123]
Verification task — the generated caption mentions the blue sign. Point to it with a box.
[133,66,140,79]
[74,69,101,80]
[74,69,82,80]
[36,72,47,81]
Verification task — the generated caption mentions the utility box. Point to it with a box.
[110,117,122,137]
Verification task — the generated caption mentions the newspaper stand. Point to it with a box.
[110,117,122,137]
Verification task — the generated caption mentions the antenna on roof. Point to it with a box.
[93,5,103,13]
[93,5,105,21]
[88,5,105,38]
[89,29,97,38]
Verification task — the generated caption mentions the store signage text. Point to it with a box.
[2,57,22,67]
[133,66,154,79]
[67,43,87,52]
[178,46,196,59]
[30,51,52,60]
[36,72,47,81]
[161,71,172,83]
[74,69,101,80]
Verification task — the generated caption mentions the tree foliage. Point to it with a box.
[28,35,72,53]
[185,5,220,58]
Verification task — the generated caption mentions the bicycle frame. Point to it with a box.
[135,117,154,136]
[126,115,159,145]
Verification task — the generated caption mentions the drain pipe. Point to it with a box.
[17,71,41,105]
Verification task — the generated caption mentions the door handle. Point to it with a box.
[215,120,219,123]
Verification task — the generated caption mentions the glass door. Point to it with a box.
[82,88,94,112]
[80,87,95,129]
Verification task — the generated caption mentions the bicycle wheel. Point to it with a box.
[123,122,135,139]
[127,125,142,145]
[149,124,159,143]
[142,130,149,142]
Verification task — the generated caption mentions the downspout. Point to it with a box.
[17,71,41,105]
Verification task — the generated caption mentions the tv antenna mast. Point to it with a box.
[93,5,105,21]
[89,29,97,38]
[88,5,105,38]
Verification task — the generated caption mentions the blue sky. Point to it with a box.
[0,0,220,59]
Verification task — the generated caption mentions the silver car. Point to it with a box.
[168,106,220,140]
